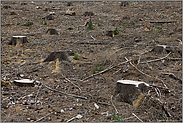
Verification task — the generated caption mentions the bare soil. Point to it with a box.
[1,1,182,122]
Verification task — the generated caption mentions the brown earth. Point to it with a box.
[1,1,182,122]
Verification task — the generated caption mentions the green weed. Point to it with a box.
[74,53,79,60]
[157,26,162,29]
[17,22,21,25]
[114,112,123,122]
[68,27,73,30]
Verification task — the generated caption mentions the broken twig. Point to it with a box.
[35,112,53,122]
[132,113,143,122]
[140,52,171,64]
[41,82,87,100]
[111,95,118,114]
[125,57,169,89]
[61,74,82,92]
[82,60,131,81]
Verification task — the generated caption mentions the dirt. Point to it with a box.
[1,1,182,122]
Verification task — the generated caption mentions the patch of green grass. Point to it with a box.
[157,26,162,29]
[149,36,152,39]
[92,66,104,73]
[134,27,136,29]
[144,17,146,20]
[135,17,138,22]
[74,53,79,60]
[17,22,21,25]
[40,21,43,24]
[121,29,123,32]
[78,26,81,30]
[44,20,47,25]
[68,27,73,30]
[114,28,119,35]
[26,22,31,26]
[114,112,123,122]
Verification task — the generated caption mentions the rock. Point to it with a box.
[44,51,72,62]
[46,28,58,35]
[83,11,94,16]
[8,36,28,45]
[152,45,172,54]
[42,15,55,20]
[65,9,76,16]
[114,80,149,108]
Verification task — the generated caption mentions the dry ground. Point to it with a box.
[1,1,182,122]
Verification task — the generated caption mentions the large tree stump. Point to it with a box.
[114,80,149,108]
[44,51,72,62]
[8,36,28,45]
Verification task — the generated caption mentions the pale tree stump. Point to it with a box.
[8,36,28,45]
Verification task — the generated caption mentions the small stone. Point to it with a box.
[27,118,31,121]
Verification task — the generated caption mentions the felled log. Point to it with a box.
[8,36,28,45]
[114,80,149,108]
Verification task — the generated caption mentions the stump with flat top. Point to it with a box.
[8,36,28,45]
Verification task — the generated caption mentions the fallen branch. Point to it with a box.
[91,35,96,41]
[140,52,171,64]
[82,60,131,81]
[61,74,82,92]
[125,57,169,89]
[41,82,87,100]
[35,112,53,122]
[150,21,176,23]
[132,113,143,122]
[111,95,118,114]
[160,72,182,83]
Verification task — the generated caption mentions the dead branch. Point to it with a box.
[91,35,96,41]
[150,21,176,23]
[140,52,171,64]
[177,39,182,45]
[124,57,169,89]
[82,60,131,81]
[160,72,182,83]
[35,112,53,122]
[113,68,122,74]
[41,82,87,100]
[132,113,143,122]
[61,74,82,92]
[111,95,118,114]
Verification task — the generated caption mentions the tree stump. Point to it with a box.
[44,51,72,62]
[114,80,149,108]
[46,29,58,35]
[8,36,28,45]
[152,45,172,54]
